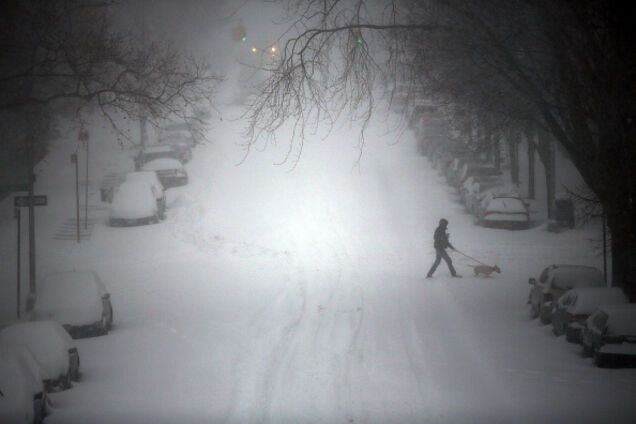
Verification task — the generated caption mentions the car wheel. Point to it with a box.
[539,306,552,325]
[60,372,72,390]
[70,360,81,382]
[105,302,114,331]
[594,351,609,368]
[97,315,109,336]
[529,300,539,319]
[151,214,159,224]
[33,398,44,424]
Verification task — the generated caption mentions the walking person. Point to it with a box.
[426,218,462,278]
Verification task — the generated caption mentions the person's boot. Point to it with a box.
[452,274,462,278]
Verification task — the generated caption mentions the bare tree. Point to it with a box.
[248,0,636,299]
[0,0,221,145]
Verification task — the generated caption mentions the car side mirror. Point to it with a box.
[528,278,536,286]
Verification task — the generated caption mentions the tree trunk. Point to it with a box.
[607,200,636,301]
[139,116,148,148]
[494,133,502,171]
[527,134,535,200]
[538,130,556,219]
[508,131,519,186]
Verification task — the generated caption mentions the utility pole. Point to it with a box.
[71,153,80,243]
[602,207,608,284]
[26,129,36,311]
[139,2,148,149]
[15,207,21,319]
[79,128,90,229]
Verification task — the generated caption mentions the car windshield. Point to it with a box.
[567,288,627,315]
[486,197,526,213]
[551,266,604,290]
[37,271,101,309]
[142,158,183,171]
[126,172,163,190]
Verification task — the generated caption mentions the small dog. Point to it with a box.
[469,264,501,277]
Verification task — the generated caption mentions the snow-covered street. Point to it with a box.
[1,104,635,424]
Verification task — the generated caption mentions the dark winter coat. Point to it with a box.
[433,225,454,250]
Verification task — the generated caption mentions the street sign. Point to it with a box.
[14,195,47,207]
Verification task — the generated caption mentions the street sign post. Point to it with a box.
[72,153,80,242]
[14,195,47,207]
[15,207,21,319]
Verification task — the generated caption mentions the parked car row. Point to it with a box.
[102,138,195,227]
[527,264,635,368]
[420,136,531,230]
[0,270,113,423]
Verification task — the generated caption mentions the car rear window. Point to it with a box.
[486,197,526,213]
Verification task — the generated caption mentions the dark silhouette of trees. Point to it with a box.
[248,0,636,299]
[0,0,220,144]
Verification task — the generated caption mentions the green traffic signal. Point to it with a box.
[241,35,247,42]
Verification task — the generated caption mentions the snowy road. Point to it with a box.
[2,106,635,423]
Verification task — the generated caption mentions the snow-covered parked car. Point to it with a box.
[134,144,182,170]
[581,304,636,368]
[527,264,605,324]
[460,175,502,211]
[125,171,166,219]
[478,196,530,230]
[159,136,193,163]
[0,347,47,424]
[551,287,628,342]
[109,180,160,227]
[141,158,188,189]
[32,270,113,339]
[0,321,80,391]
[454,164,501,191]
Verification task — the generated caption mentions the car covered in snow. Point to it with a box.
[460,175,502,210]
[134,144,182,170]
[551,287,628,342]
[0,347,47,424]
[141,158,188,188]
[32,270,113,339]
[527,264,605,324]
[454,164,502,191]
[581,304,636,368]
[478,196,530,230]
[158,135,193,163]
[125,171,166,219]
[109,180,160,226]
[0,321,80,391]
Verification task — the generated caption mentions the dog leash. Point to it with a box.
[452,248,490,267]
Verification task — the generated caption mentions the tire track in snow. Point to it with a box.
[223,170,367,423]
[409,281,526,422]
